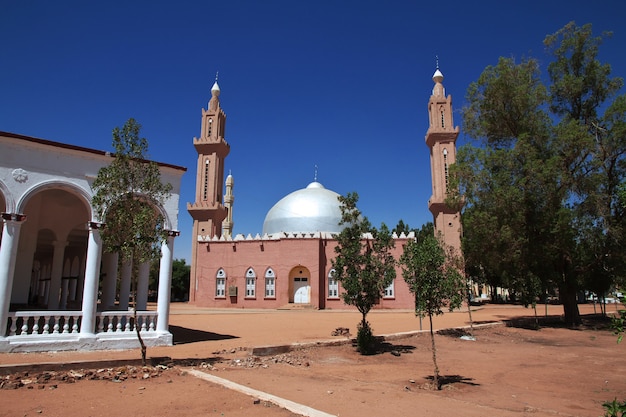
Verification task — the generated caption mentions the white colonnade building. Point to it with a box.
[0,131,185,352]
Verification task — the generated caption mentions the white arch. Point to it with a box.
[16,180,93,221]
[98,191,173,231]
[0,179,15,213]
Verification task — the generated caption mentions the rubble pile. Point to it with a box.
[0,364,171,390]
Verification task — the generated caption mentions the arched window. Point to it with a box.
[216,268,226,297]
[207,118,213,137]
[328,269,339,298]
[245,268,256,298]
[384,279,395,298]
[265,268,276,298]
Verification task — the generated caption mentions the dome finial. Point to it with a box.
[211,73,221,97]
[314,164,318,182]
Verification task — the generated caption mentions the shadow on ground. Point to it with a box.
[353,338,417,356]
[169,325,239,345]
[425,374,480,387]
[503,313,614,331]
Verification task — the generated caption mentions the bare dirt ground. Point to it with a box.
[1,303,625,417]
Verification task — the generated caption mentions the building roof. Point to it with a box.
[262,181,343,235]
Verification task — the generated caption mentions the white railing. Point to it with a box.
[5,310,158,336]
[96,311,158,334]
[6,311,81,336]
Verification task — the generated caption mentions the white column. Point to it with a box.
[101,252,118,309]
[156,233,177,333]
[48,241,67,310]
[136,261,150,310]
[80,223,103,335]
[119,259,132,310]
[0,215,25,337]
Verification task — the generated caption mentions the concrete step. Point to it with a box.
[277,303,317,310]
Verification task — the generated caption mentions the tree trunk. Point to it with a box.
[560,284,581,326]
[134,305,147,366]
[428,313,440,390]
[465,284,474,336]
[131,252,147,366]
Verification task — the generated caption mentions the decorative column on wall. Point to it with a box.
[80,222,103,335]
[0,213,26,337]
[156,231,178,333]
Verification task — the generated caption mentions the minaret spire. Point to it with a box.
[425,63,462,255]
[222,171,235,237]
[188,75,230,301]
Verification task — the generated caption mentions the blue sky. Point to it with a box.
[2,1,625,262]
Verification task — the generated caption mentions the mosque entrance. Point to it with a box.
[289,266,311,304]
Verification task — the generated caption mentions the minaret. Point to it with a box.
[188,77,230,300]
[222,172,234,237]
[425,65,462,254]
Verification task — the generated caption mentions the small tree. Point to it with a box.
[92,118,172,365]
[331,192,396,354]
[399,233,465,389]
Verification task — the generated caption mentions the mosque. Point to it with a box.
[188,67,461,309]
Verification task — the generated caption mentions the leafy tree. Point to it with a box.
[331,192,396,354]
[171,259,190,301]
[399,233,465,390]
[451,22,625,326]
[92,118,172,365]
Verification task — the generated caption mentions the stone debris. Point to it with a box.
[0,365,171,390]
[331,327,351,337]
[1,348,313,390]
[196,349,312,371]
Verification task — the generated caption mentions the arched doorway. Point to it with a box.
[289,266,311,304]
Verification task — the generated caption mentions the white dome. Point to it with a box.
[262,181,343,235]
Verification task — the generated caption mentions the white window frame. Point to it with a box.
[245,268,256,298]
[384,279,395,298]
[328,269,339,298]
[216,268,226,297]
[265,268,276,298]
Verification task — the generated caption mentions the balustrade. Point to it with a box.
[6,312,81,336]
[95,311,158,334]
[5,310,157,336]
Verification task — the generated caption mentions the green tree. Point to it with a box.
[92,118,172,365]
[149,258,190,301]
[331,192,396,354]
[392,219,410,236]
[171,259,190,301]
[399,233,465,390]
[452,22,626,326]
[545,22,626,323]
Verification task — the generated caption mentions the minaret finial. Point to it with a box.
[314,164,318,182]
[215,71,219,82]
[436,55,439,69]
